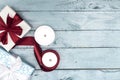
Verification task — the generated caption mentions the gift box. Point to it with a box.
[0,47,34,80]
[0,6,31,51]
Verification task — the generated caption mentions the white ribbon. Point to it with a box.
[0,57,29,80]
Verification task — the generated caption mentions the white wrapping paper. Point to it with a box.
[0,47,34,80]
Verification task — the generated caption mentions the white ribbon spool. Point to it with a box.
[34,25,55,46]
[42,52,58,67]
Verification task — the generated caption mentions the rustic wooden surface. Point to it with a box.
[1,0,120,80]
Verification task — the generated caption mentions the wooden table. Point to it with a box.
[1,0,120,80]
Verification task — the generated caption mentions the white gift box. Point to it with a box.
[0,6,31,51]
[0,47,34,80]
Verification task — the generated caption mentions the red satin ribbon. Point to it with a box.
[16,36,60,71]
[0,14,60,71]
[0,14,23,44]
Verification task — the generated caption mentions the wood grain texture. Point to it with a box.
[24,31,120,48]
[1,0,120,80]
[11,48,120,69]
[17,12,120,30]
[31,70,120,80]
[1,0,120,11]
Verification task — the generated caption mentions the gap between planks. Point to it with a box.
[30,29,120,31]
[15,10,120,12]
[14,47,120,49]
[35,68,120,70]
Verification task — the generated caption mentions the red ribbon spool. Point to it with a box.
[41,50,60,71]
[16,37,60,71]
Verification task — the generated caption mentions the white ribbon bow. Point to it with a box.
[0,57,29,80]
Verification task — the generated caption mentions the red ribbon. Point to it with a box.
[0,14,22,44]
[0,13,60,71]
[16,37,60,71]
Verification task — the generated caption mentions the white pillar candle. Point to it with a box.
[42,52,58,67]
[34,25,55,46]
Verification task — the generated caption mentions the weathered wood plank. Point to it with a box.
[25,31,120,48]
[1,0,120,80]
[1,0,120,11]
[31,70,120,80]
[11,48,120,69]
[17,12,120,30]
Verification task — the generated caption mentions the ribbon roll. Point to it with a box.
[16,37,60,71]
[41,50,60,71]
